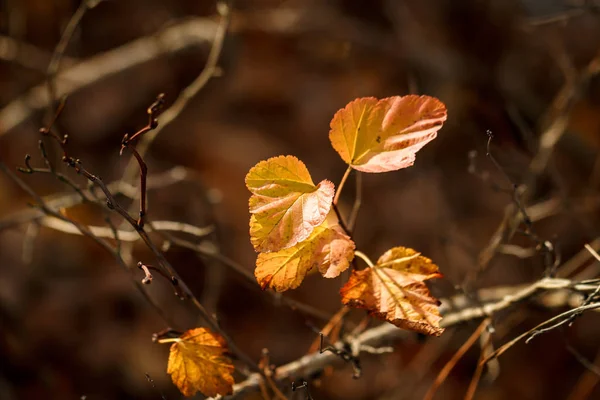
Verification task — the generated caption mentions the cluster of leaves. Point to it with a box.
[164,95,448,397]
[247,95,447,334]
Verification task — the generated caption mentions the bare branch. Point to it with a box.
[0,166,191,230]
[207,276,599,399]
[0,35,75,71]
[0,160,176,327]
[0,17,219,135]
[38,217,214,241]
[46,0,103,119]
[120,1,232,185]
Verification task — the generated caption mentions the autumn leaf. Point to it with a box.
[340,246,444,336]
[255,223,355,291]
[329,95,447,173]
[164,328,234,397]
[246,155,334,252]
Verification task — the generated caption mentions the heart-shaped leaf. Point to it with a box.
[246,155,334,252]
[165,328,234,397]
[255,223,355,292]
[340,246,443,336]
[329,95,447,173]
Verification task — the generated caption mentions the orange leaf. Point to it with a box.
[255,224,355,291]
[329,95,447,173]
[246,155,334,252]
[166,328,234,397]
[340,246,444,336]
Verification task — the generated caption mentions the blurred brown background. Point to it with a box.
[1,0,600,399]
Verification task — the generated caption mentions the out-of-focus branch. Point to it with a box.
[476,49,600,276]
[39,217,214,241]
[0,160,175,327]
[0,17,218,135]
[0,166,191,230]
[0,35,76,71]
[46,0,103,119]
[120,1,231,185]
[208,277,599,399]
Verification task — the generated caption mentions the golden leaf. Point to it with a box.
[340,246,444,336]
[166,328,234,397]
[246,155,334,252]
[255,223,355,291]
[329,95,447,173]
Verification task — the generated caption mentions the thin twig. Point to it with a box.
[0,160,175,327]
[567,346,600,400]
[566,343,600,378]
[120,1,232,186]
[120,93,165,228]
[0,17,218,135]
[424,318,491,400]
[464,326,494,400]
[482,302,600,364]
[24,96,260,375]
[473,50,600,281]
[206,276,599,399]
[0,166,192,231]
[46,0,103,119]
[0,35,75,71]
[39,217,214,241]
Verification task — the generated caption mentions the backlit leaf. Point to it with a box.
[255,223,355,292]
[246,155,334,252]
[329,95,447,173]
[166,328,234,397]
[340,246,444,336]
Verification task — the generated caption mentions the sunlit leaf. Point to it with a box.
[329,95,447,173]
[166,328,234,397]
[255,223,355,292]
[246,155,334,252]
[340,246,444,335]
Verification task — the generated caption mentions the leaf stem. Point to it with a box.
[347,170,362,232]
[333,166,352,206]
[157,338,181,344]
[354,250,374,268]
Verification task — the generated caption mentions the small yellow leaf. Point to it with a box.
[340,247,444,336]
[329,95,447,173]
[246,155,334,252]
[255,224,355,292]
[166,328,234,397]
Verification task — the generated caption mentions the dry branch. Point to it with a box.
[208,277,599,399]
[39,217,213,241]
[0,166,191,230]
[0,17,218,135]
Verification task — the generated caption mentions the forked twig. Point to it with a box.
[120,93,165,228]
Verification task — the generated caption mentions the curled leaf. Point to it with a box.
[255,224,355,292]
[166,328,234,397]
[329,95,447,173]
[246,155,334,252]
[340,246,444,336]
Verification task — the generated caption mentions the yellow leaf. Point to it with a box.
[246,155,334,252]
[329,95,447,173]
[340,247,444,336]
[255,223,355,291]
[166,328,234,397]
